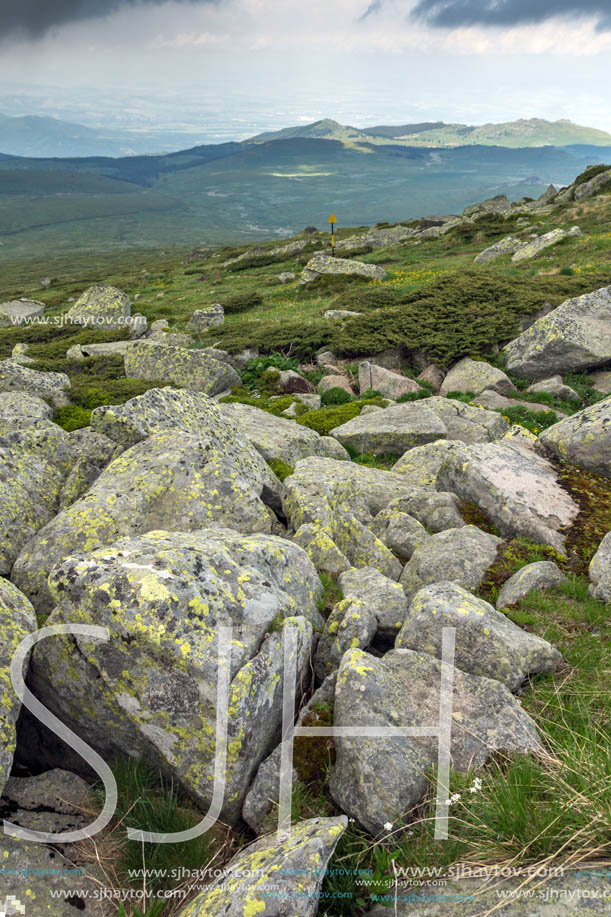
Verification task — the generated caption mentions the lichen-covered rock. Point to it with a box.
[222,402,349,464]
[588,531,611,602]
[423,396,509,443]
[68,340,131,359]
[416,363,445,391]
[340,566,410,639]
[397,582,562,690]
[0,391,53,434]
[0,298,45,327]
[0,360,70,408]
[437,441,579,550]
[400,525,502,599]
[574,167,611,201]
[186,303,224,332]
[496,561,568,609]
[30,529,322,823]
[58,428,121,509]
[330,648,542,835]
[527,375,581,402]
[178,816,347,916]
[0,425,72,575]
[504,286,611,377]
[324,308,361,321]
[511,226,583,262]
[242,675,336,834]
[590,370,611,395]
[301,253,386,283]
[371,508,430,561]
[12,430,282,613]
[316,597,378,680]
[392,439,464,488]
[474,388,567,417]
[318,374,353,396]
[124,340,239,395]
[0,579,36,796]
[358,362,421,399]
[440,358,515,396]
[474,235,521,264]
[501,423,538,452]
[1,769,94,837]
[374,490,465,534]
[538,396,611,477]
[292,523,351,576]
[331,402,447,457]
[66,283,130,330]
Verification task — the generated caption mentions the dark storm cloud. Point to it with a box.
[411,0,611,31]
[0,0,213,40]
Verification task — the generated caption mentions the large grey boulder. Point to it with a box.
[0,298,45,327]
[511,226,583,262]
[301,253,386,283]
[30,529,322,823]
[392,440,464,488]
[464,194,511,216]
[0,360,70,408]
[178,817,347,916]
[66,340,130,360]
[423,396,509,443]
[222,402,349,464]
[440,358,515,396]
[527,375,581,402]
[589,531,611,602]
[186,303,224,331]
[125,340,240,395]
[358,362,421,399]
[504,286,611,377]
[374,490,465,534]
[397,582,562,691]
[316,596,378,680]
[330,648,542,835]
[496,561,568,609]
[0,579,36,796]
[66,283,130,330]
[437,441,579,550]
[340,566,410,640]
[574,167,611,201]
[0,391,53,434]
[538,396,611,477]
[331,402,447,456]
[12,429,282,613]
[474,235,521,264]
[371,508,430,562]
[400,525,502,600]
[58,427,120,509]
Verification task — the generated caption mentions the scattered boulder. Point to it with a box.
[473,389,567,416]
[66,340,130,360]
[474,235,522,264]
[65,283,130,330]
[316,596,378,680]
[0,298,45,327]
[318,374,353,396]
[0,360,70,408]
[58,428,120,509]
[295,392,321,410]
[331,402,447,457]
[0,579,36,796]
[301,254,386,283]
[186,303,224,331]
[373,490,466,534]
[30,529,322,824]
[340,566,410,640]
[358,362,421,399]
[397,582,562,690]
[504,286,611,377]
[330,647,542,835]
[589,531,611,602]
[438,441,579,550]
[124,340,240,395]
[589,370,611,395]
[324,309,361,320]
[371,508,430,562]
[178,817,346,916]
[392,440,464,488]
[277,369,314,394]
[538,396,611,477]
[440,357,515,396]
[497,561,568,609]
[574,167,611,201]
[11,342,35,364]
[416,363,445,391]
[400,525,502,600]
[277,271,296,284]
[527,375,581,402]
[222,402,349,464]
[511,226,583,262]
[464,194,511,217]
[423,396,509,443]
[0,391,53,435]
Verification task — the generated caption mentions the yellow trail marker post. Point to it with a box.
[328,213,336,257]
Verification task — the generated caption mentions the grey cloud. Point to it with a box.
[359,1,383,21]
[0,0,213,40]
[411,0,611,31]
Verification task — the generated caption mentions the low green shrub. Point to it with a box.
[321,386,353,406]
[223,291,263,313]
[267,458,294,482]
[53,404,92,431]
[331,286,397,313]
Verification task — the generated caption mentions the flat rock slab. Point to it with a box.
[511,226,582,262]
[397,581,562,691]
[178,817,347,916]
[330,648,542,835]
[331,402,447,456]
[30,529,321,824]
[301,253,386,283]
[474,389,567,417]
[400,525,502,600]
[474,235,521,264]
[538,396,611,477]
[0,298,45,327]
[497,561,568,609]
[504,285,611,377]
[437,441,579,550]
[125,340,240,395]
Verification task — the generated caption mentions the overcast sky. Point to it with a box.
[1,0,611,131]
